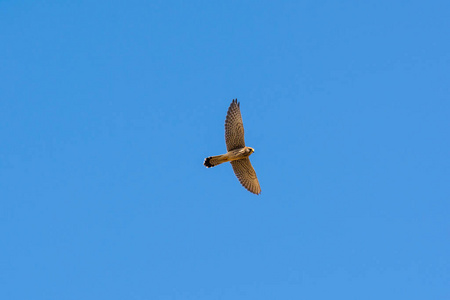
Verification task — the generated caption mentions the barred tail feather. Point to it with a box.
[204,155,227,168]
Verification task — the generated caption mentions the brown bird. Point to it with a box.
[204,99,261,195]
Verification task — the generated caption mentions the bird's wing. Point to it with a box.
[225,99,246,151]
[230,158,261,195]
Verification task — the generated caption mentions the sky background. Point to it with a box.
[1,1,449,299]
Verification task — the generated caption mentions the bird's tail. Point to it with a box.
[204,154,228,168]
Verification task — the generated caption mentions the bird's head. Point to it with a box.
[248,147,255,154]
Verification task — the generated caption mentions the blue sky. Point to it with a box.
[1,1,449,299]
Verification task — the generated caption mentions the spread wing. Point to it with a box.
[230,158,261,195]
[225,99,246,151]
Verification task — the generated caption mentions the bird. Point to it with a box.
[204,99,261,195]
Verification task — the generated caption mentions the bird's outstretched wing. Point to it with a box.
[230,158,261,195]
[225,99,246,151]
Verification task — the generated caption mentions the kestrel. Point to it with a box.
[204,99,261,195]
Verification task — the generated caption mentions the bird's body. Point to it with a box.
[204,99,261,195]
[204,146,254,168]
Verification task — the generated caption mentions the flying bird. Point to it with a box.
[204,99,261,195]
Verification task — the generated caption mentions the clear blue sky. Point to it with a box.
[1,1,449,299]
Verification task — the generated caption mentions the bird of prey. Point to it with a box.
[204,99,261,195]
